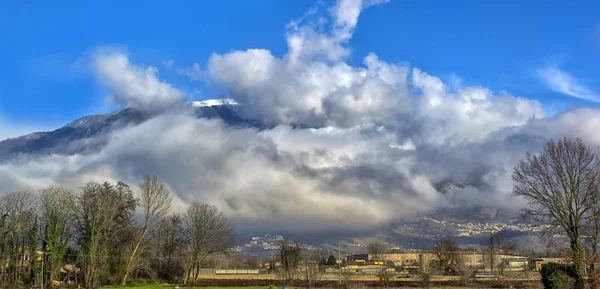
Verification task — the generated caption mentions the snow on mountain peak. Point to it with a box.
[189,98,238,107]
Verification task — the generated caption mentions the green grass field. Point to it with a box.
[102,285,539,289]
[103,287,511,289]
[102,284,269,289]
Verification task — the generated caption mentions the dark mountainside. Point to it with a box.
[0,103,265,161]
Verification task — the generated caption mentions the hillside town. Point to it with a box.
[422,217,553,236]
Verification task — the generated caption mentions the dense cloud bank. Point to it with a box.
[1,0,599,230]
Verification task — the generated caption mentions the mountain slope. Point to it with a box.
[0,100,255,161]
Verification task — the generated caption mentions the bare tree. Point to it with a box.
[122,175,172,285]
[303,249,322,288]
[74,181,137,288]
[377,267,397,289]
[538,229,563,257]
[520,261,532,281]
[366,240,388,261]
[38,185,75,287]
[434,235,460,274]
[0,207,8,287]
[512,137,600,288]
[455,254,474,286]
[418,253,437,288]
[485,233,498,275]
[183,202,234,285]
[340,267,355,289]
[279,240,302,284]
[150,214,186,283]
[244,255,261,269]
[2,191,37,287]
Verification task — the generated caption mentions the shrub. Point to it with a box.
[540,262,575,289]
[377,268,397,288]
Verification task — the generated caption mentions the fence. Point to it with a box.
[197,268,261,275]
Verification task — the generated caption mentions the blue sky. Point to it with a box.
[0,0,599,128]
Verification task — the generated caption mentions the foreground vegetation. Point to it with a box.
[0,175,234,288]
[103,287,528,289]
[102,285,175,289]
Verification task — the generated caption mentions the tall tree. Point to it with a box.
[39,185,75,286]
[280,241,302,283]
[2,191,36,286]
[512,137,600,288]
[585,186,600,277]
[27,217,39,286]
[366,241,388,261]
[122,175,172,285]
[183,202,234,285]
[485,233,498,274]
[74,181,136,288]
[0,212,8,286]
[418,253,436,288]
[150,214,186,283]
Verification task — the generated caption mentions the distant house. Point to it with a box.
[502,257,528,270]
[348,252,530,271]
[532,258,570,271]
[348,254,369,261]
[18,247,44,267]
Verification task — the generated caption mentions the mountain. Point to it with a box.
[0,108,151,160]
[0,99,258,161]
[0,99,529,247]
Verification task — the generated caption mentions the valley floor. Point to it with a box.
[103,273,543,289]
[102,284,542,289]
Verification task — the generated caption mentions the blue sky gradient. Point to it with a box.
[0,0,598,126]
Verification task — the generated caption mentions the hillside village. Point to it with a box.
[421,217,553,237]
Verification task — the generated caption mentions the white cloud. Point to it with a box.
[93,49,186,111]
[0,115,414,229]
[209,39,543,142]
[177,63,204,81]
[161,59,174,68]
[285,0,388,63]
[538,65,600,102]
[413,69,545,143]
[0,105,595,230]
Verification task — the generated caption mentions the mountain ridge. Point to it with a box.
[0,100,247,161]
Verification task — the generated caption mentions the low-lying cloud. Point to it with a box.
[1,0,599,231]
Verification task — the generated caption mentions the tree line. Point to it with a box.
[0,175,234,288]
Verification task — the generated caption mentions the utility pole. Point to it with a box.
[338,241,341,285]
